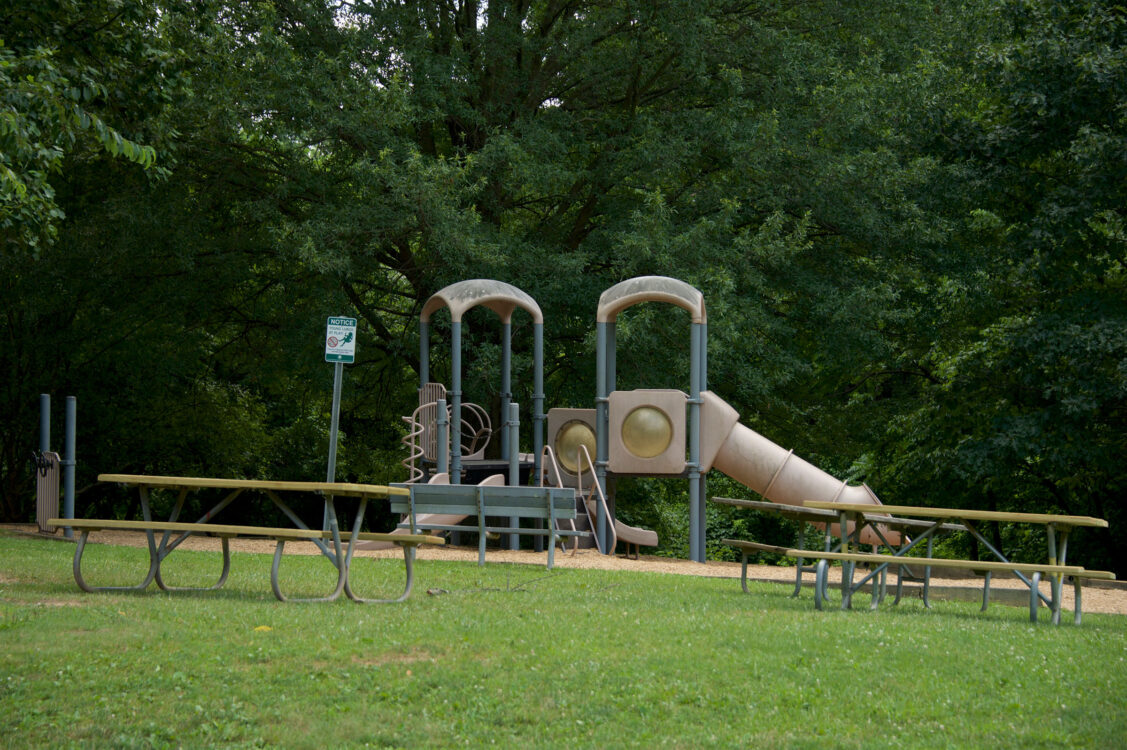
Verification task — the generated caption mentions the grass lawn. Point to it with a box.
[1,531,1125,749]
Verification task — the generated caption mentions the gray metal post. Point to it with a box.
[323,361,343,529]
[701,322,708,390]
[327,362,343,482]
[501,322,512,458]
[508,402,520,550]
[689,322,703,562]
[532,322,544,482]
[507,403,520,487]
[607,323,616,394]
[62,396,76,539]
[450,321,462,484]
[595,322,609,553]
[436,398,449,475]
[699,321,708,557]
[39,394,50,453]
[419,320,429,387]
[605,322,616,543]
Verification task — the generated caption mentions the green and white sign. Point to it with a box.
[324,316,357,363]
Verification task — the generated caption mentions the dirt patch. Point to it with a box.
[29,598,85,608]
[351,649,440,667]
[6,524,1125,616]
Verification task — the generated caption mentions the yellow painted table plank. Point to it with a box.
[803,501,1107,528]
[778,548,1098,576]
[97,474,409,497]
[48,518,444,545]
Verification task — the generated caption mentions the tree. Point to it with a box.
[0,0,186,520]
[876,0,1127,571]
[1,0,982,529]
[0,0,177,254]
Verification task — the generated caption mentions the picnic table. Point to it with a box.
[715,497,964,602]
[52,474,443,603]
[803,501,1114,624]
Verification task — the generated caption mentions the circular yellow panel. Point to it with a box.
[556,421,597,474]
[621,406,673,459]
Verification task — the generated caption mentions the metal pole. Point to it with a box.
[699,321,708,559]
[39,394,50,453]
[323,361,343,529]
[436,398,449,476]
[500,322,511,458]
[607,323,616,394]
[689,322,703,562]
[595,322,609,554]
[63,396,76,539]
[327,362,344,482]
[508,402,520,550]
[419,320,429,387]
[532,323,544,482]
[605,323,616,543]
[451,321,462,484]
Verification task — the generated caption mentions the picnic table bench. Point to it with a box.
[725,501,1115,624]
[713,497,964,603]
[52,475,443,603]
[390,482,589,569]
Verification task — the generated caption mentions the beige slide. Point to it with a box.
[700,391,897,546]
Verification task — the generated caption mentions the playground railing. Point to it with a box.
[575,444,617,555]
[400,403,428,484]
[538,445,581,556]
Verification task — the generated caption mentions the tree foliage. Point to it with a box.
[0,0,177,253]
[1,0,1123,572]
[872,0,1127,570]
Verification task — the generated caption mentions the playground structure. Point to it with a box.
[400,276,891,563]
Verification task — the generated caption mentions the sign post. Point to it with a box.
[323,317,357,529]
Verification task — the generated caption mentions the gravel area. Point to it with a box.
[7,525,1124,616]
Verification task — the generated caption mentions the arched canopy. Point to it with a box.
[596,276,706,324]
[421,279,543,325]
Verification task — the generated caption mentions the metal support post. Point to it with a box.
[595,322,610,554]
[698,321,708,558]
[323,361,343,530]
[501,322,511,458]
[532,323,544,483]
[508,402,520,550]
[436,398,449,475]
[62,396,76,539]
[451,321,462,484]
[419,320,429,387]
[40,394,50,453]
[688,323,703,562]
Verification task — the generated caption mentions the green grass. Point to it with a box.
[1,532,1125,749]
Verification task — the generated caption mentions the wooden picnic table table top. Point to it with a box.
[98,474,410,497]
[803,501,1108,528]
[713,497,840,522]
[715,497,965,533]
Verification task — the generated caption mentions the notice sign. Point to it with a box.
[324,316,357,363]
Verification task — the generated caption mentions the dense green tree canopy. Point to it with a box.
[875,0,1127,569]
[2,0,1123,572]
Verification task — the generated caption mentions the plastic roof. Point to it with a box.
[596,276,706,323]
[420,279,543,324]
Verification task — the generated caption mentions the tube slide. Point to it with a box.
[700,391,898,546]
